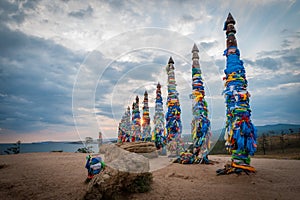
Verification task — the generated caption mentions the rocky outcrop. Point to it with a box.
[116,142,158,159]
[83,166,152,200]
[83,144,153,200]
[100,143,150,173]
[116,142,157,153]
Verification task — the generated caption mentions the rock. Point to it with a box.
[100,144,150,173]
[116,142,157,154]
[115,142,158,159]
[84,166,153,200]
[84,144,153,199]
[140,151,158,159]
[102,174,110,180]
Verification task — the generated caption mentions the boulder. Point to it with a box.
[116,142,157,153]
[115,142,158,159]
[83,144,153,200]
[100,143,150,173]
[83,166,152,200]
[140,151,158,159]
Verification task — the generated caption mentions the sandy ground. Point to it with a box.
[0,153,300,200]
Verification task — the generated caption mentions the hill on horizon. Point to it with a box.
[208,123,300,142]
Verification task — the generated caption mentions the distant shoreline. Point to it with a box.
[0,138,118,145]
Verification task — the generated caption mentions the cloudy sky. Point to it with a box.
[0,0,299,143]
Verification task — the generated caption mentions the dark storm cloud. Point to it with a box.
[280,31,300,48]
[212,45,300,126]
[0,0,39,26]
[95,103,123,119]
[98,52,167,86]
[251,89,300,124]
[181,14,195,22]
[251,57,281,70]
[0,0,25,24]
[257,50,284,57]
[0,25,85,132]
[22,0,39,9]
[281,47,300,66]
[68,5,93,18]
[213,58,225,72]
[152,55,170,65]
[93,53,169,121]
[94,60,159,102]
[215,46,300,92]
[200,41,218,51]
[280,29,288,34]
[281,39,292,48]
[250,72,300,91]
[252,47,300,71]
[106,0,125,10]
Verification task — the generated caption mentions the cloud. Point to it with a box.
[0,25,84,133]
[211,36,300,126]
[200,41,219,51]
[281,39,292,48]
[68,5,93,18]
[247,57,281,70]
[181,14,196,23]
[248,47,300,72]
[0,0,300,142]
[0,0,26,24]
[251,84,300,126]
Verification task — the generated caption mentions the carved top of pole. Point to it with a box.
[224,12,237,49]
[192,43,199,53]
[168,56,174,64]
[192,43,199,60]
[157,82,161,89]
[226,13,235,26]
[143,91,148,103]
[136,95,139,104]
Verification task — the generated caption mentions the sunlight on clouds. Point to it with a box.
[96,115,118,139]
[118,54,144,63]
[1,0,300,142]
[253,82,300,96]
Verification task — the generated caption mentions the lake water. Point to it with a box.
[0,142,101,155]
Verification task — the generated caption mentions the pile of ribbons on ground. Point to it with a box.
[131,96,142,142]
[217,13,257,175]
[142,91,151,141]
[152,83,166,150]
[165,57,184,155]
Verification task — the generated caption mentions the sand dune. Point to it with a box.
[0,153,299,200]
